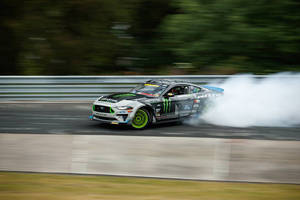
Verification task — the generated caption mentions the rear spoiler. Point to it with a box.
[203,85,224,93]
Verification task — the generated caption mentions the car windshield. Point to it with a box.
[131,83,168,97]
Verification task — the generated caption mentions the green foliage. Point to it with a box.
[0,0,23,75]
[14,0,135,75]
[0,0,300,74]
[160,0,300,74]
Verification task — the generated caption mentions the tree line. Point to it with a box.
[1,0,300,75]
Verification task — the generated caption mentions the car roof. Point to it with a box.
[145,79,193,86]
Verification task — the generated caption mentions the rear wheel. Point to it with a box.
[131,108,151,129]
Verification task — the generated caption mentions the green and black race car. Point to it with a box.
[90,79,224,129]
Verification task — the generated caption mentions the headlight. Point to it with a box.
[117,106,133,110]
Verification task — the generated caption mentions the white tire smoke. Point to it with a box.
[200,73,300,127]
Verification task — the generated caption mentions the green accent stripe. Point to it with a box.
[110,107,114,113]
[113,93,136,98]
[165,98,168,113]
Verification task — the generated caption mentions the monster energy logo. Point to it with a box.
[163,98,172,113]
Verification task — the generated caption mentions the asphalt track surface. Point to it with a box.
[1,102,300,140]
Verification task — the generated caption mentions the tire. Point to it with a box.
[131,108,151,129]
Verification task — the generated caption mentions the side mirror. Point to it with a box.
[166,92,174,97]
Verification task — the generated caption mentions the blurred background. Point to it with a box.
[1,0,300,75]
[1,2,300,198]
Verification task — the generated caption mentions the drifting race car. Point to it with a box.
[90,79,224,129]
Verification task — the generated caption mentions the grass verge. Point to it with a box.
[0,172,299,200]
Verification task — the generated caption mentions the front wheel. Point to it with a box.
[131,108,151,129]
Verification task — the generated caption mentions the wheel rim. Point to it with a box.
[132,109,148,129]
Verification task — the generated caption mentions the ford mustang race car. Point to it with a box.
[90,79,224,129]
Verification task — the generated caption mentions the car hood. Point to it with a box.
[99,93,148,103]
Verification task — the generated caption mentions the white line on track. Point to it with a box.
[161,132,187,135]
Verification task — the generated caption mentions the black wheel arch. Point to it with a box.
[141,105,155,122]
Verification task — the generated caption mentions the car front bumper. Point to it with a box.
[91,109,133,125]
[91,114,131,125]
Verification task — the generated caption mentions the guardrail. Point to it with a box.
[0,75,297,100]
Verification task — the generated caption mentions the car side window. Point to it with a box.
[166,85,189,96]
[190,86,203,94]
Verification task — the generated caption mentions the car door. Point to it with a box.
[158,94,177,120]
[171,85,194,117]
[160,85,194,119]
